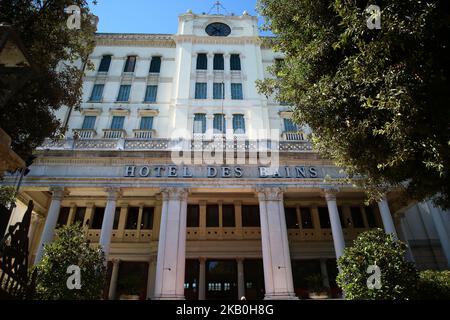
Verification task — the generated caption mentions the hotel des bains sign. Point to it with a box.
[123,165,345,179]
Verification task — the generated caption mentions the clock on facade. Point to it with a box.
[205,22,231,37]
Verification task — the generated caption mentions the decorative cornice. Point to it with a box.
[95,33,175,47]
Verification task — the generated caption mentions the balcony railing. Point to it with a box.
[133,129,155,139]
[103,129,126,139]
[282,131,304,141]
[38,137,313,152]
[73,129,96,139]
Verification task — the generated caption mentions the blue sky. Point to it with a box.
[88,0,269,35]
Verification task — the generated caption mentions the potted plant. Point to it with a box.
[305,273,329,299]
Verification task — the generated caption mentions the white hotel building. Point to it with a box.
[4,10,450,300]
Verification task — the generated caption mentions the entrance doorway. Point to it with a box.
[244,259,265,299]
[206,260,237,300]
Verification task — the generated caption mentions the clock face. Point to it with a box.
[205,22,231,37]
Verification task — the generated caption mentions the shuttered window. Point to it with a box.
[193,114,206,134]
[149,56,161,73]
[213,54,224,70]
[213,83,224,99]
[195,83,207,99]
[196,53,207,70]
[82,116,96,129]
[231,83,243,100]
[213,114,226,134]
[283,118,299,132]
[117,85,131,102]
[111,116,125,130]
[232,114,245,134]
[98,55,111,72]
[144,85,157,102]
[140,117,154,130]
[124,55,137,72]
[90,84,104,102]
[230,54,241,71]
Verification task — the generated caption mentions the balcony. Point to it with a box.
[133,129,155,139]
[103,129,126,139]
[282,131,304,141]
[73,129,96,139]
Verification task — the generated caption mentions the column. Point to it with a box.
[377,196,398,238]
[29,213,44,263]
[324,189,345,259]
[154,187,189,300]
[237,258,245,299]
[394,213,415,262]
[34,187,64,264]
[99,188,120,260]
[108,258,120,300]
[320,259,330,289]
[224,53,231,100]
[426,201,450,268]
[256,187,297,300]
[146,257,157,299]
[198,257,206,300]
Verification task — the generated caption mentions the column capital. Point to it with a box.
[31,212,44,224]
[111,258,121,265]
[105,187,121,201]
[49,187,66,200]
[199,257,207,263]
[236,257,245,263]
[256,187,284,201]
[322,188,339,202]
[160,187,189,201]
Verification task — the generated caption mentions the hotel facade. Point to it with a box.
[3,10,450,300]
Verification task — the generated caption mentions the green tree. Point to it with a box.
[34,223,106,300]
[336,228,417,299]
[257,0,450,208]
[0,0,97,161]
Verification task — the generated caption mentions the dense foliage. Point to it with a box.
[34,223,106,300]
[0,0,97,161]
[417,270,450,300]
[336,229,417,299]
[257,0,450,208]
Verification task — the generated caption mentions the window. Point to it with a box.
[230,54,241,71]
[213,54,224,70]
[144,85,157,102]
[232,114,245,134]
[57,207,70,227]
[231,83,243,100]
[196,53,207,70]
[213,114,225,134]
[91,207,105,229]
[300,207,313,229]
[141,207,154,229]
[338,206,346,228]
[82,116,96,129]
[222,205,235,227]
[213,83,224,100]
[242,205,260,227]
[126,207,139,229]
[285,207,298,229]
[111,116,125,130]
[124,55,137,72]
[98,55,112,72]
[206,205,219,227]
[365,206,378,228]
[113,207,121,230]
[283,119,299,132]
[318,207,331,228]
[195,82,207,99]
[149,56,161,73]
[351,206,365,228]
[73,207,86,226]
[90,84,104,102]
[187,205,200,227]
[117,85,131,102]
[193,114,206,134]
[140,116,154,130]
